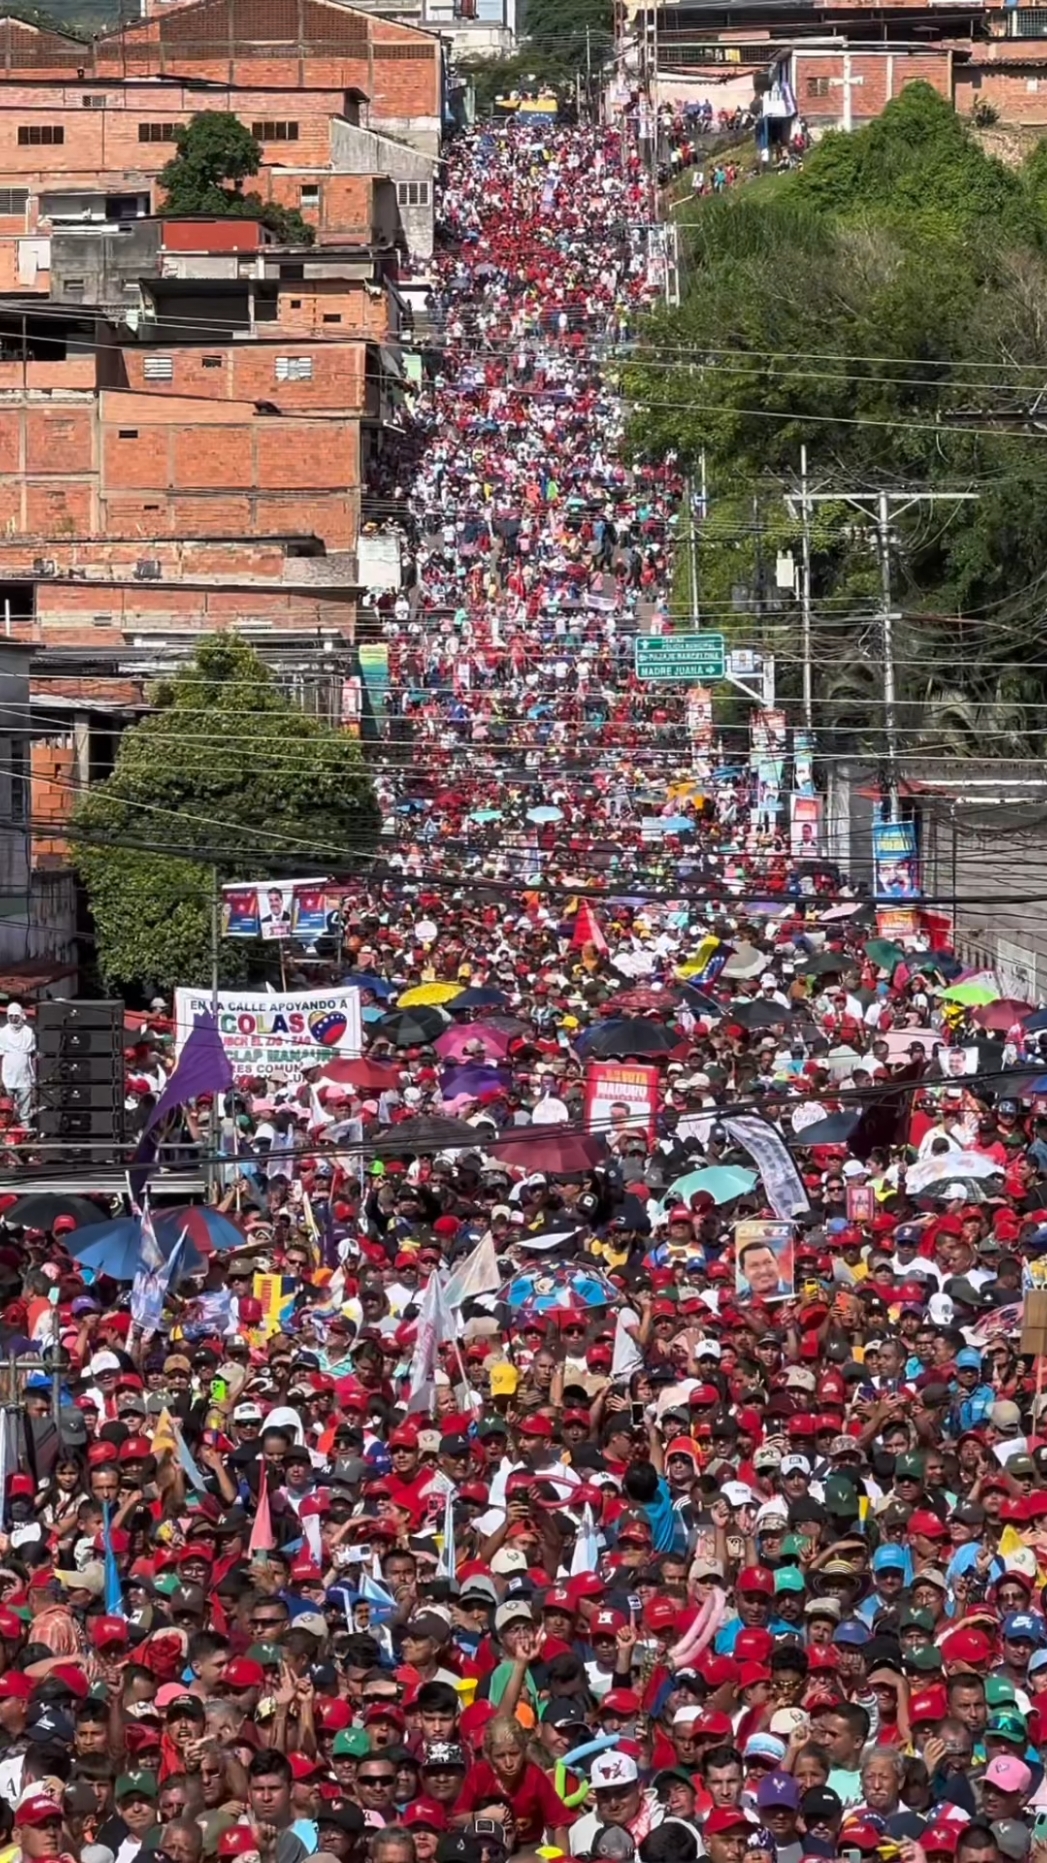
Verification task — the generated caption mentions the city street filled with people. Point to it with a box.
[3,108,1047,1863]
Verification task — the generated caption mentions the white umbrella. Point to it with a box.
[905,1151,1003,1194]
[723,943,769,979]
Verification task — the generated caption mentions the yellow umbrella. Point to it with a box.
[398,982,464,1007]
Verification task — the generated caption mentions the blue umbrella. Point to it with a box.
[453,986,510,1009]
[362,1006,386,1023]
[501,1263,619,1312]
[468,811,503,824]
[341,973,396,999]
[665,1166,757,1206]
[1024,1010,1047,1034]
[526,806,563,823]
[658,815,696,834]
[70,1217,207,1283]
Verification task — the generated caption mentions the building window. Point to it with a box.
[118,429,139,439]
[806,76,831,96]
[0,190,28,216]
[300,184,320,209]
[138,122,179,142]
[323,312,341,323]
[276,356,313,381]
[396,180,430,207]
[251,121,299,141]
[18,125,64,145]
[201,355,222,368]
[1016,8,1047,30]
[144,354,174,380]
[62,278,85,300]
[82,94,108,108]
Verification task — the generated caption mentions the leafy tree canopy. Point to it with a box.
[626,84,1047,758]
[71,636,379,993]
[159,112,315,247]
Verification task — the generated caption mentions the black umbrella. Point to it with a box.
[793,1110,862,1146]
[584,1019,680,1059]
[373,1008,451,1047]
[4,1193,109,1231]
[375,1116,485,1151]
[729,1000,795,1032]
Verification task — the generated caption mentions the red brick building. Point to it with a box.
[0,0,441,290]
[0,223,408,651]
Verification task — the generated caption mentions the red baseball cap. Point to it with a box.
[737,1568,774,1597]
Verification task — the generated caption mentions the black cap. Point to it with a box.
[436,1841,484,1863]
[26,1705,75,1744]
[317,1805,366,1835]
[544,1697,590,1731]
[801,1788,844,1824]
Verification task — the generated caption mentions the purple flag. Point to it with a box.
[129,1011,233,1200]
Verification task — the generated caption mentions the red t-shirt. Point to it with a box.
[456,1760,574,1844]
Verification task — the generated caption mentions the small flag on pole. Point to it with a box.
[248,1466,275,1555]
[102,1503,125,1618]
[437,1487,456,1581]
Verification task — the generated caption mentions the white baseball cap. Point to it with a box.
[591,1753,639,1790]
[781,1454,812,1477]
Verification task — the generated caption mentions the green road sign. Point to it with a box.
[634,633,727,682]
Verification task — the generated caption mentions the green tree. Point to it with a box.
[71,636,379,992]
[159,111,315,247]
[626,85,1047,757]
[520,0,611,68]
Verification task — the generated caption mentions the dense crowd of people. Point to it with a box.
[3,111,1047,1863]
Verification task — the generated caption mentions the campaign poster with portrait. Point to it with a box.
[222,879,330,941]
[291,886,336,941]
[735,1219,795,1302]
[583,1062,660,1142]
[873,822,920,900]
[935,1046,980,1079]
[221,888,261,939]
[790,794,824,857]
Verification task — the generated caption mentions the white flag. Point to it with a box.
[442,1232,502,1313]
[723,1114,810,1220]
[611,1307,644,1382]
[406,1271,457,1413]
[437,1488,456,1580]
[571,1504,599,1577]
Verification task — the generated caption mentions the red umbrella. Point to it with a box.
[318,1058,400,1091]
[972,999,1033,1033]
[603,987,681,1015]
[492,1131,602,1176]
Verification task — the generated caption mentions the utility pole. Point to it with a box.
[585,23,592,113]
[799,444,813,735]
[796,485,979,821]
[686,475,699,625]
[876,489,898,823]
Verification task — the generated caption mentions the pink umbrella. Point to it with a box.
[972,998,1033,1033]
[492,1131,602,1176]
[434,1023,513,1062]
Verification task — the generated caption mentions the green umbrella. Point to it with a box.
[939,981,999,1007]
[797,951,848,977]
[665,1165,758,1207]
[865,939,906,971]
